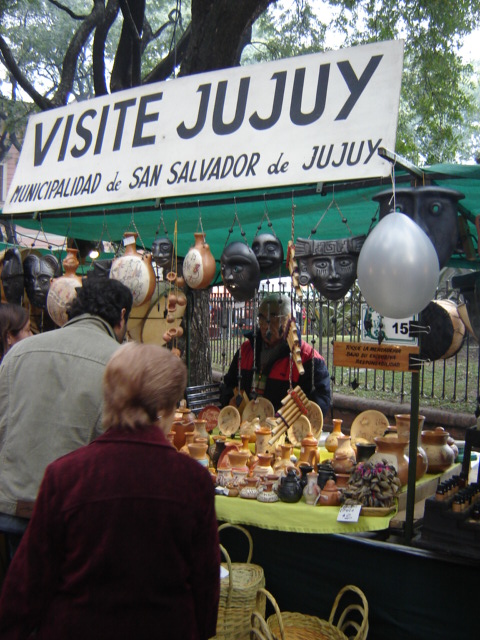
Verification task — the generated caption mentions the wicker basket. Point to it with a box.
[250,585,369,640]
[210,523,266,640]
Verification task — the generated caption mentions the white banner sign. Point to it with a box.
[3,40,404,214]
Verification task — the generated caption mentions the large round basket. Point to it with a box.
[251,585,369,640]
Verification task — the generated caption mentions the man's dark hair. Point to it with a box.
[66,278,133,328]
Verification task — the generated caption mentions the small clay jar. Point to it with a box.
[240,476,259,500]
[227,450,250,473]
[355,442,377,463]
[318,479,342,506]
[325,419,343,453]
[421,427,455,473]
[187,440,209,467]
[316,463,336,490]
[303,471,320,505]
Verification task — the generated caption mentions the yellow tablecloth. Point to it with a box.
[215,494,397,534]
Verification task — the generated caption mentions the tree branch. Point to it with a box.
[93,0,121,96]
[0,34,52,110]
[53,0,106,106]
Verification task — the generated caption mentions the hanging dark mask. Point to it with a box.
[295,236,365,300]
[221,241,261,302]
[1,247,25,305]
[251,233,284,275]
[24,253,61,309]
[151,236,174,269]
[373,186,464,269]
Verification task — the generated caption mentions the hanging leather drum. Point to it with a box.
[419,299,466,360]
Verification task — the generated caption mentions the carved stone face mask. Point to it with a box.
[251,233,284,275]
[373,186,464,269]
[151,236,174,269]
[1,248,25,305]
[221,241,260,302]
[295,236,365,300]
[24,254,61,309]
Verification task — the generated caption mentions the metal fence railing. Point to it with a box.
[209,282,480,415]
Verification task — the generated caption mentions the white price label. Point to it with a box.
[337,504,362,522]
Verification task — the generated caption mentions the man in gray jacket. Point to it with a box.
[0,277,133,555]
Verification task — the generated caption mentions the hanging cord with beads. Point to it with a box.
[153,202,169,242]
[222,198,249,251]
[250,291,259,399]
[308,185,355,239]
[115,209,147,256]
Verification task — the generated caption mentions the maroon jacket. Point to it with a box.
[0,426,220,640]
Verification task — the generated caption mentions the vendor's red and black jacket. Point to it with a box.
[220,331,331,415]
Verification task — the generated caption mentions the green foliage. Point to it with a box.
[1,0,480,164]
[249,0,480,163]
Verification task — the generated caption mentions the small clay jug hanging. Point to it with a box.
[47,248,83,327]
[325,419,343,453]
[183,232,216,289]
[110,232,156,307]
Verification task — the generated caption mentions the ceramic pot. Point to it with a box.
[318,479,342,506]
[47,248,83,327]
[335,473,350,488]
[110,232,156,307]
[298,463,314,490]
[316,463,336,489]
[421,427,455,473]
[183,232,216,289]
[332,452,355,475]
[251,453,274,478]
[255,426,273,455]
[257,480,279,503]
[355,442,377,463]
[179,431,196,455]
[298,435,320,468]
[216,467,233,487]
[303,471,321,505]
[227,450,250,473]
[394,413,426,440]
[231,468,248,488]
[325,418,343,453]
[171,406,196,450]
[277,468,303,503]
[210,435,227,471]
[240,476,259,499]
[371,436,410,486]
[332,434,356,475]
[273,443,295,476]
[187,440,209,467]
[193,419,210,445]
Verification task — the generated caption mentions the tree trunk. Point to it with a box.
[186,288,213,386]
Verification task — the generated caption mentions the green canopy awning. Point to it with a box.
[2,162,480,276]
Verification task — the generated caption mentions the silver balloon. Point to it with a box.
[357,213,440,319]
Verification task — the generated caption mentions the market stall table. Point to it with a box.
[214,464,470,640]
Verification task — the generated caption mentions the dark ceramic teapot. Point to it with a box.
[277,468,303,503]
